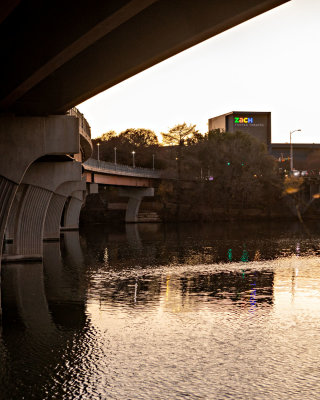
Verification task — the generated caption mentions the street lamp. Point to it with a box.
[97,142,100,162]
[152,154,155,170]
[290,129,301,171]
[114,147,117,165]
[132,150,135,168]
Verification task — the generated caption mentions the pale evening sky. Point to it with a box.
[78,0,320,144]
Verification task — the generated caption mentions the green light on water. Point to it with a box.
[241,248,248,262]
[228,248,232,261]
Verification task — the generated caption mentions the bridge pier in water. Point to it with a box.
[61,190,86,231]
[2,161,83,262]
[44,178,86,240]
[0,115,79,265]
[119,187,154,223]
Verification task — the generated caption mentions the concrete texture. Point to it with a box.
[0,116,80,269]
[3,161,82,262]
[119,187,154,222]
[44,177,86,240]
[62,190,86,230]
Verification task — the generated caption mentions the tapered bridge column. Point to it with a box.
[61,190,86,231]
[0,115,79,316]
[3,161,82,262]
[118,187,154,223]
[0,116,79,260]
[44,178,86,240]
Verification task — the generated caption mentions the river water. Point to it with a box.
[1,221,320,399]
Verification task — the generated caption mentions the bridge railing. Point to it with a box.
[67,107,91,140]
[83,158,163,178]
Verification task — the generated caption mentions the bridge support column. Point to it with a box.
[0,115,79,262]
[44,178,86,240]
[61,190,86,231]
[3,161,82,262]
[119,187,154,223]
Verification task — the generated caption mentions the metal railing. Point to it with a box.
[83,158,163,178]
[67,107,91,140]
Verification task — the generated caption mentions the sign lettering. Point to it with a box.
[234,117,254,124]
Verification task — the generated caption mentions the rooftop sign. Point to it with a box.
[234,117,253,124]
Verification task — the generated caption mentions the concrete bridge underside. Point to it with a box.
[0,0,289,115]
[0,0,290,314]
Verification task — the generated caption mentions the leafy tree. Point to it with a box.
[100,130,117,141]
[119,128,159,147]
[93,128,161,168]
[158,129,283,220]
[161,123,200,146]
[161,123,201,218]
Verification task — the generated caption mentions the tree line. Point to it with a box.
[92,124,294,221]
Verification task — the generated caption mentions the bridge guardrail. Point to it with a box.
[67,107,91,141]
[83,158,163,179]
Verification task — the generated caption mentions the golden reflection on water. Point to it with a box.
[273,256,320,316]
[87,255,320,322]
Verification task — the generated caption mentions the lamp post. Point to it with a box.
[97,142,100,162]
[132,151,135,168]
[114,147,117,165]
[152,154,155,170]
[290,129,301,171]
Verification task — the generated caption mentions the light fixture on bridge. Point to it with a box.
[132,151,136,168]
[114,147,117,165]
[290,129,301,171]
[97,142,100,162]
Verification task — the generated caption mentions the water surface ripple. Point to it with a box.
[1,221,320,399]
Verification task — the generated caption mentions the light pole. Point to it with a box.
[290,129,301,171]
[97,142,100,162]
[114,147,117,165]
[152,154,155,170]
[132,150,135,168]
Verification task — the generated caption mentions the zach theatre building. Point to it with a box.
[208,111,271,146]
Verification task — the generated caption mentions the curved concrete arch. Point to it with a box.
[3,161,82,262]
[43,178,86,241]
[0,115,79,270]
[119,187,154,223]
[62,190,86,231]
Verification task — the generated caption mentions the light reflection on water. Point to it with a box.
[1,221,320,399]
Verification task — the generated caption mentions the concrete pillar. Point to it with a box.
[61,190,86,230]
[0,115,78,316]
[43,178,86,240]
[3,161,82,262]
[0,115,79,260]
[125,224,142,248]
[63,231,85,267]
[87,182,98,195]
[118,187,154,222]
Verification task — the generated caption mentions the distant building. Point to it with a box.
[208,111,271,145]
[208,111,320,170]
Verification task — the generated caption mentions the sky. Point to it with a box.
[77,0,320,144]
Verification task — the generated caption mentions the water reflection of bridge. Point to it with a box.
[2,222,320,397]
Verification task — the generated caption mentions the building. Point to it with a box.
[208,111,320,170]
[208,111,271,145]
